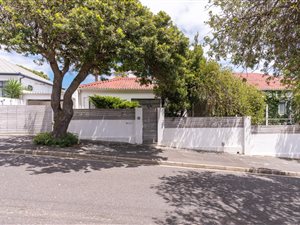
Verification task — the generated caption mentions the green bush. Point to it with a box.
[89,95,140,109]
[33,132,78,147]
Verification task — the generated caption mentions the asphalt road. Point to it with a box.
[0,154,299,225]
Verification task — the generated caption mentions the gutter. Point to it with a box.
[0,73,53,86]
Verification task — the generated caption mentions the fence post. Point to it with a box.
[266,104,269,126]
[243,116,251,155]
[135,108,143,144]
[157,108,165,145]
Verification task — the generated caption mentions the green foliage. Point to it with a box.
[17,65,50,80]
[0,0,189,137]
[206,0,300,80]
[188,61,266,124]
[291,87,300,122]
[4,79,23,98]
[159,36,266,123]
[89,96,140,109]
[265,91,292,119]
[33,132,78,147]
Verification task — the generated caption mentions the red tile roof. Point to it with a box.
[79,77,154,90]
[234,73,287,91]
[79,73,287,92]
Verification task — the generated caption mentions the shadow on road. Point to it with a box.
[0,154,149,175]
[153,171,300,225]
[0,136,166,161]
[0,136,166,175]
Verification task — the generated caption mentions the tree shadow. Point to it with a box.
[0,136,167,161]
[153,171,300,225]
[0,136,167,175]
[0,154,146,175]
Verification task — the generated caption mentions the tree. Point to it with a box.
[0,0,187,138]
[161,36,266,123]
[206,0,300,82]
[4,80,23,99]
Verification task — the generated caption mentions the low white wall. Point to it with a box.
[249,133,300,159]
[68,120,137,144]
[0,97,24,105]
[68,108,143,144]
[161,127,244,154]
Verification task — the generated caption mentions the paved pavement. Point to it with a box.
[0,154,299,225]
[0,136,300,175]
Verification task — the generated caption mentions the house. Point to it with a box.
[76,76,160,109]
[234,73,292,123]
[0,58,54,105]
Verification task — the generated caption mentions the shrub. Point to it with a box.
[4,79,23,98]
[33,132,78,147]
[89,95,140,109]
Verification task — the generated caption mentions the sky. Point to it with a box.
[0,0,225,88]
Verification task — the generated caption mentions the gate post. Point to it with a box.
[157,108,165,145]
[135,108,143,144]
[243,116,251,155]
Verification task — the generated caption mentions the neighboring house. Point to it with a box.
[234,73,292,124]
[77,76,160,109]
[0,58,53,105]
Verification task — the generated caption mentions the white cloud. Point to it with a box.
[140,0,212,41]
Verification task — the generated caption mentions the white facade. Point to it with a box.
[0,58,53,105]
[77,89,156,109]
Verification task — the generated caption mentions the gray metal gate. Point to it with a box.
[142,108,158,144]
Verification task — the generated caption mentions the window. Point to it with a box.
[0,81,7,97]
[278,102,286,115]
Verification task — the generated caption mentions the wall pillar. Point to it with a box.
[243,116,251,155]
[135,108,143,144]
[157,108,165,145]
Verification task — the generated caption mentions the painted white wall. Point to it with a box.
[22,93,52,102]
[68,119,138,144]
[161,127,244,153]
[0,75,52,93]
[0,97,24,105]
[249,133,300,159]
[21,77,53,93]
[78,89,155,109]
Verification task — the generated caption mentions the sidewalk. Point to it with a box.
[0,135,300,176]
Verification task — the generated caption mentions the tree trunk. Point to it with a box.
[50,61,92,138]
[52,108,73,138]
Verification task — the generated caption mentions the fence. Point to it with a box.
[0,105,52,134]
[0,97,24,106]
[0,106,157,144]
[68,108,143,144]
[158,109,300,159]
[158,109,247,154]
[247,125,300,159]
[1,105,299,158]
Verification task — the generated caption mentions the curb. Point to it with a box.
[1,149,300,178]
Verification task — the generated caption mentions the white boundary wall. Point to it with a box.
[68,108,143,144]
[246,126,300,159]
[159,113,247,154]
[0,97,25,106]
[0,105,52,134]
[158,112,300,159]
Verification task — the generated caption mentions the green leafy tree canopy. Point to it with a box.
[206,0,300,81]
[0,0,188,138]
